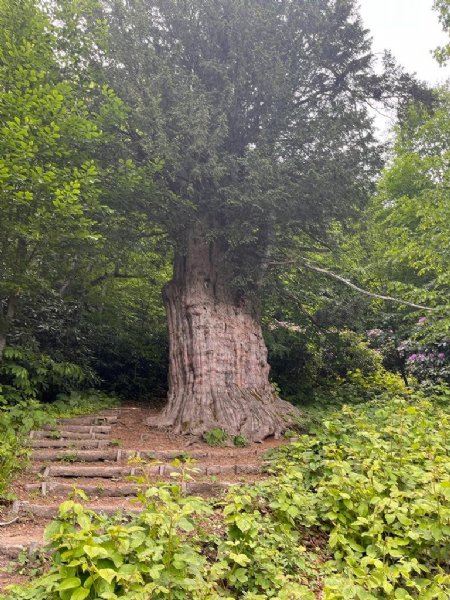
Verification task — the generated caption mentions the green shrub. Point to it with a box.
[1,475,319,599]
[203,428,228,447]
[0,347,92,406]
[267,327,387,405]
[0,398,50,500]
[233,435,249,447]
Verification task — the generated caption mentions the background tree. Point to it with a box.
[0,0,165,398]
[360,88,450,383]
[0,0,114,355]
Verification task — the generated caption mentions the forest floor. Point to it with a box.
[0,403,288,591]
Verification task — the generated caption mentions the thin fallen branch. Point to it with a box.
[301,260,435,311]
[0,516,19,526]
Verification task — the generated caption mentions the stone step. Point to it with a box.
[25,480,234,498]
[30,430,105,440]
[40,424,111,434]
[32,449,121,462]
[29,439,112,449]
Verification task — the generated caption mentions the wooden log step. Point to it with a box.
[43,463,262,478]
[139,450,209,461]
[187,481,234,496]
[32,449,120,462]
[26,482,140,497]
[25,480,235,498]
[0,538,44,559]
[29,439,111,449]
[157,463,262,476]
[121,449,264,461]
[30,430,100,440]
[40,424,111,433]
[56,415,118,425]
[43,465,148,478]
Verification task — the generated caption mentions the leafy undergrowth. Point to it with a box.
[268,389,450,598]
[2,387,450,599]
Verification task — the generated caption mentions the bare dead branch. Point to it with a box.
[301,260,435,311]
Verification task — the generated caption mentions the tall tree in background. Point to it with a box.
[88,0,421,440]
[0,0,130,357]
[0,0,161,371]
[365,88,450,342]
[0,0,107,356]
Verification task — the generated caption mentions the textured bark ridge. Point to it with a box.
[158,230,298,442]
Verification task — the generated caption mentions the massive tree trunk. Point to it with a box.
[158,228,298,442]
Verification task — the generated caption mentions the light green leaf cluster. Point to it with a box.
[371,91,450,300]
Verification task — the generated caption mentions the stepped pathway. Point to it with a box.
[0,404,287,576]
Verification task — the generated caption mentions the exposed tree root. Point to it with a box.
[157,386,300,442]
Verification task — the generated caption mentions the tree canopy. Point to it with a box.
[97,0,412,274]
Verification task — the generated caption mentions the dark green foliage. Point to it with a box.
[0,0,167,399]
[0,347,90,405]
[266,323,389,405]
[96,0,417,298]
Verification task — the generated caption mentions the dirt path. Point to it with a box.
[0,404,288,591]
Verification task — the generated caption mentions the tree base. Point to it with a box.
[156,386,300,442]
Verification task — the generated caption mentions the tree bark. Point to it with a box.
[158,228,298,442]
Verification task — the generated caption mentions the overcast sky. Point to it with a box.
[358,0,450,85]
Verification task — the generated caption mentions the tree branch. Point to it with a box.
[89,272,145,287]
[301,260,435,311]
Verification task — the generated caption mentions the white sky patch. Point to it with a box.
[358,0,450,85]
[358,0,450,138]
